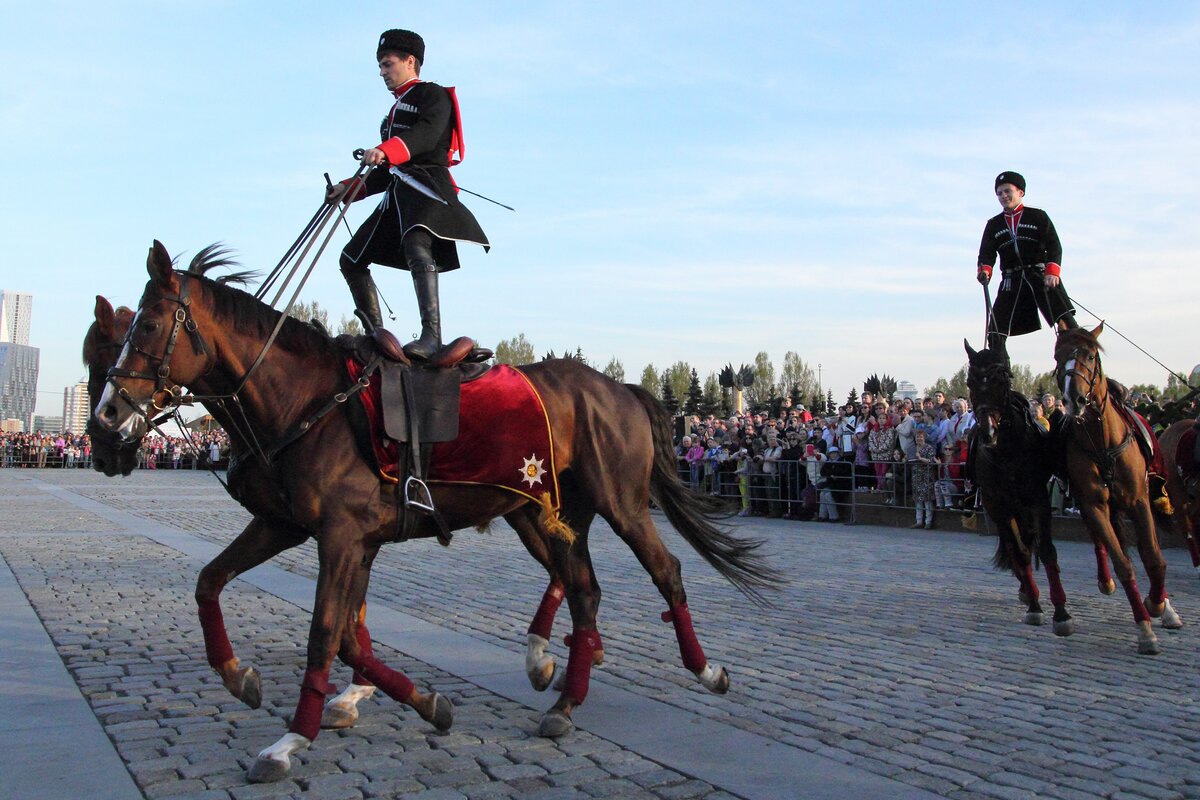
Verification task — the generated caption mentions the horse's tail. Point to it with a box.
[625,384,785,605]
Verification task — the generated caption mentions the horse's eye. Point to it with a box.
[142,320,160,333]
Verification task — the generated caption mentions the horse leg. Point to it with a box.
[534,497,603,738]
[1130,501,1184,630]
[1080,504,1158,654]
[195,517,306,709]
[321,601,376,729]
[1037,506,1073,636]
[1002,518,1044,625]
[506,510,601,693]
[1092,540,1116,595]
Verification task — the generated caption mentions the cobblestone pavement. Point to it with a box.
[3,468,1200,799]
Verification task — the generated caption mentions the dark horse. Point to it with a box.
[1158,419,1200,577]
[94,242,779,782]
[1054,323,1182,654]
[965,340,1073,636]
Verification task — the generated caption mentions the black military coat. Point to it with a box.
[343,80,488,272]
[977,206,1074,337]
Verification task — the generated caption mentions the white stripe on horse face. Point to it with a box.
[1062,359,1077,414]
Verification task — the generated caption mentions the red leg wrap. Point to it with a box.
[1094,543,1113,583]
[289,667,336,740]
[1120,578,1152,623]
[1148,583,1167,606]
[1187,534,1200,568]
[355,656,415,702]
[1044,561,1067,607]
[528,585,565,640]
[350,620,375,687]
[197,598,235,669]
[1020,565,1040,602]
[562,628,602,704]
[662,603,707,672]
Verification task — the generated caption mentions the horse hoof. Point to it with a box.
[428,693,454,732]
[236,667,261,710]
[320,703,359,730]
[246,756,290,783]
[1053,619,1075,637]
[537,710,574,738]
[1099,579,1116,595]
[529,659,556,693]
[1144,597,1165,618]
[1161,600,1184,630]
[1137,622,1160,655]
[698,664,730,694]
[1024,612,1044,626]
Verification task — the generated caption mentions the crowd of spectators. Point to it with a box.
[675,392,1080,528]
[0,430,232,470]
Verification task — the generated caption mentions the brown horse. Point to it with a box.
[965,340,1073,635]
[94,241,779,782]
[1158,419,1200,575]
[83,290,595,730]
[1054,322,1182,654]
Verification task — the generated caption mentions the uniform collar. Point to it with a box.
[1003,203,1025,218]
[391,78,421,98]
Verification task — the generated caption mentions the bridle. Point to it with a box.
[106,274,214,415]
[1057,341,1131,486]
[1058,344,1106,415]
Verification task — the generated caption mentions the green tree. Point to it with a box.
[826,389,836,414]
[777,351,816,401]
[602,356,625,383]
[684,368,704,415]
[747,351,776,408]
[495,333,536,365]
[846,387,859,408]
[337,314,362,336]
[289,299,330,331]
[660,372,680,414]
[1010,363,1037,397]
[664,361,692,407]
[702,372,723,418]
[925,366,970,402]
[640,364,660,398]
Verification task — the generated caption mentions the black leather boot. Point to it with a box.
[405,266,441,360]
[342,267,383,331]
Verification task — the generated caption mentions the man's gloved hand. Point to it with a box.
[976,268,991,286]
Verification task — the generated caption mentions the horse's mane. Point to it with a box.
[179,243,259,287]
[195,274,336,357]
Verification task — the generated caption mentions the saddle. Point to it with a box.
[340,330,493,546]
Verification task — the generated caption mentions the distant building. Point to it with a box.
[33,415,63,433]
[0,290,32,345]
[0,342,39,431]
[63,380,90,435]
[895,380,919,401]
[1,418,22,433]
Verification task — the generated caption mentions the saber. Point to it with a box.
[982,280,993,346]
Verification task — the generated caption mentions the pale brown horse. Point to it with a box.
[1158,419,1200,575]
[1054,322,1183,654]
[94,241,779,783]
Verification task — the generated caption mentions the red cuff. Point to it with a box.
[978,265,993,279]
[1044,262,1061,277]
[377,137,411,166]
[339,177,366,202]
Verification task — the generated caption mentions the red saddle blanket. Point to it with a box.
[347,361,562,515]
[1177,426,1198,478]
[1114,404,1165,476]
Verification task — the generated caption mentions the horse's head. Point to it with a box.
[83,296,140,475]
[93,241,217,439]
[964,339,1011,446]
[1054,322,1106,418]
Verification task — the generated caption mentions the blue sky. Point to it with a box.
[4,2,1198,415]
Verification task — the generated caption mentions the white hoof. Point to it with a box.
[525,634,556,692]
[696,663,730,694]
[1024,611,1044,626]
[1161,598,1184,630]
[248,732,309,783]
[321,684,375,729]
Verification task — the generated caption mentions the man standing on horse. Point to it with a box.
[326,29,489,360]
[976,172,1078,352]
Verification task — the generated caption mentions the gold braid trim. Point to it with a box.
[537,492,576,544]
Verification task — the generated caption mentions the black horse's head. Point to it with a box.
[965,339,1012,446]
[84,296,141,476]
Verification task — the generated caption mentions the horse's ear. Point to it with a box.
[1092,321,1105,338]
[1056,318,1070,333]
[964,338,977,358]
[147,240,174,285]
[94,295,115,338]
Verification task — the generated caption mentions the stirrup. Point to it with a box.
[404,476,436,514]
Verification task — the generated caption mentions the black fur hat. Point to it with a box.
[995,171,1026,192]
[377,29,425,64]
